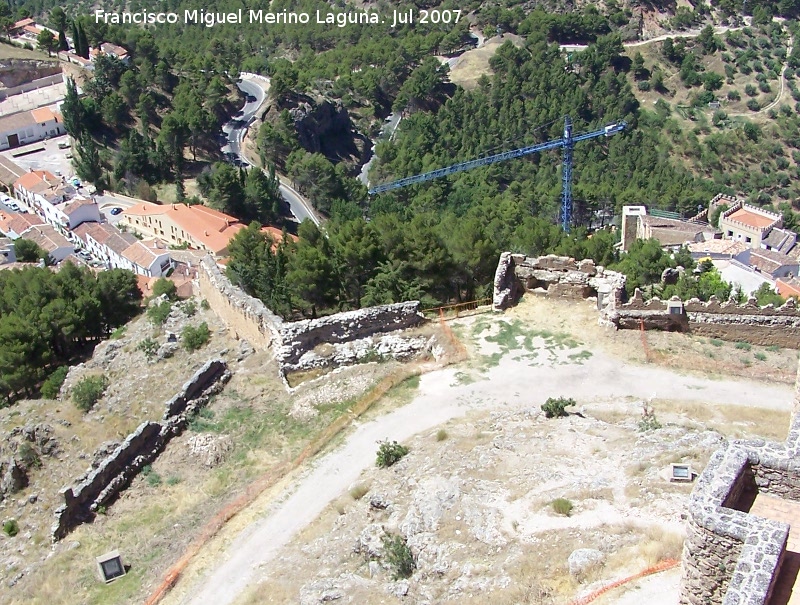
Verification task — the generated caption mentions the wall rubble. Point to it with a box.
[51,359,231,541]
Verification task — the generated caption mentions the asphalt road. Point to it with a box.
[224,77,321,227]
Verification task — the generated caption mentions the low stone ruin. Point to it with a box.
[679,369,800,605]
[608,290,800,348]
[492,252,626,311]
[51,359,231,541]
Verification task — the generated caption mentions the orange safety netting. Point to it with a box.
[568,558,680,605]
[144,322,469,605]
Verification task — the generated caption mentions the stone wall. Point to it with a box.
[679,366,800,605]
[277,302,425,371]
[609,290,800,348]
[198,256,283,351]
[199,256,427,375]
[492,253,626,312]
[51,359,231,541]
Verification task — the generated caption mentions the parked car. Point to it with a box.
[7,202,19,211]
[57,141,70,149]
[110,207,123,215]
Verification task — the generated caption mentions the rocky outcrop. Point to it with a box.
[52,359,231,541]
[0,458,28,499]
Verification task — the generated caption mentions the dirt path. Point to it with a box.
[168,318,793,605]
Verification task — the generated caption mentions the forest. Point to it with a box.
[0,265,142,404]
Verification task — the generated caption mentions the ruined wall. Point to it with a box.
[199,256,428,375]
[492,253,626,311]
[51,359,231,541]
[610,290,800,348]
[198,256,283,351]
[277,302,425,371]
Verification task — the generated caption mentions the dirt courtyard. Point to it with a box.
[163,296,796,605]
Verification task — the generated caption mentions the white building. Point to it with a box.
[13,170,99,233]
[0,108,66,151]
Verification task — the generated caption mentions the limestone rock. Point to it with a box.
[387,580,410,597]
[354,523,385,559]
[187,434,233,468]
[0,458,28,499]
[568,548,605,577]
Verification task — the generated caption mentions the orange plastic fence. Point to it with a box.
[639,318,652,363]
[144,324,470,605]
[143,366,424,605]
[423,298,492,319]
[568,558,680,605]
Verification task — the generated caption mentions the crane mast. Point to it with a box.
[368,116,627,232]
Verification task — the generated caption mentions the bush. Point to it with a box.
[3,519,19,537]
[436,429,448,442]
[17,442,41,469]
[110,326,127,340]
[382,533,415,579]
[541,397,576,418]
[727,89,741,101]
[152,278,177,300]
[71,375,109,412]
[141,464,162,487]
[349,483,369,500]
[147,300,173,325]
[637,80,651,91]
[551,498,573,516]
[182,301,197,317]
[41,366,68,399]
[754,352,767,361]
[747,99,761,111]
[200,299,210,310]
[735,341,752,351]
[182,322,210,351]
[376,440,409,468]
[137,338,158,359]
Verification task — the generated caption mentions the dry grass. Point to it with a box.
[447,34,524,90]
[656,398,791,440]
[0,42,54,61]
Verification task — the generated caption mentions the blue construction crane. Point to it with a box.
[368,116,627,231]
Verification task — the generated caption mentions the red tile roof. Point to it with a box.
[727,208,779,230]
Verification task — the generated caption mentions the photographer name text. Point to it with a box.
[94,8,463,28]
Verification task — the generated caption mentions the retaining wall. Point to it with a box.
[51,359,231,541]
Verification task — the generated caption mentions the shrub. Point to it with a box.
[637,80,651,91]
[382,533,415,579]
[747,99,761,111]
[710,338,724,347]
[541,397,576,418]
[349,483,369,500]
[71,375,109,412]
[110,326,127,340]
[376,440,409,468]
[735,341,752,351]
[147,300,173,325]
[638,404,662,431]
[17,442,41,469]
[200,299,210,310]
[152,278,177,300]
[551,498,573,516]
[141,464,162,487]
[754,352,767,361]
[182,301,197,317]
[41,366,68,399]
[745,83,758,96]
[727,89,741,101]
[436,429,448,442]
[3,519,19,537]
[182,322,210,351]
[137,338,158,359]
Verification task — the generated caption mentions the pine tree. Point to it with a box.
[75,133,103,190]
[61,77,83,138]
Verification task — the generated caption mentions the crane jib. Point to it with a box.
[367,119,627,195]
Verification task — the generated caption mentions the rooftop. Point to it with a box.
[763,227,798,255]
[0,156,25,185]
[14,169,60,193]
[748,248,799,275]
[123,202,245,254]
[688,239,749,256]
[76,222,137,254]
[0,210,44,236]
[121,240,163,268]
[724,206,781,230]
[20,224,72,253]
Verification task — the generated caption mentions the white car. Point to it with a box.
[7,201,19,211]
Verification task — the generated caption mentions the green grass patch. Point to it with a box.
[710,338,724,347]
[735,341,752,351]
[754,352,767,361]
[110,325,127,340]
[567,350,593,363]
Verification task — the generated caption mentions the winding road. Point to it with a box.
[224,74,321,226]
